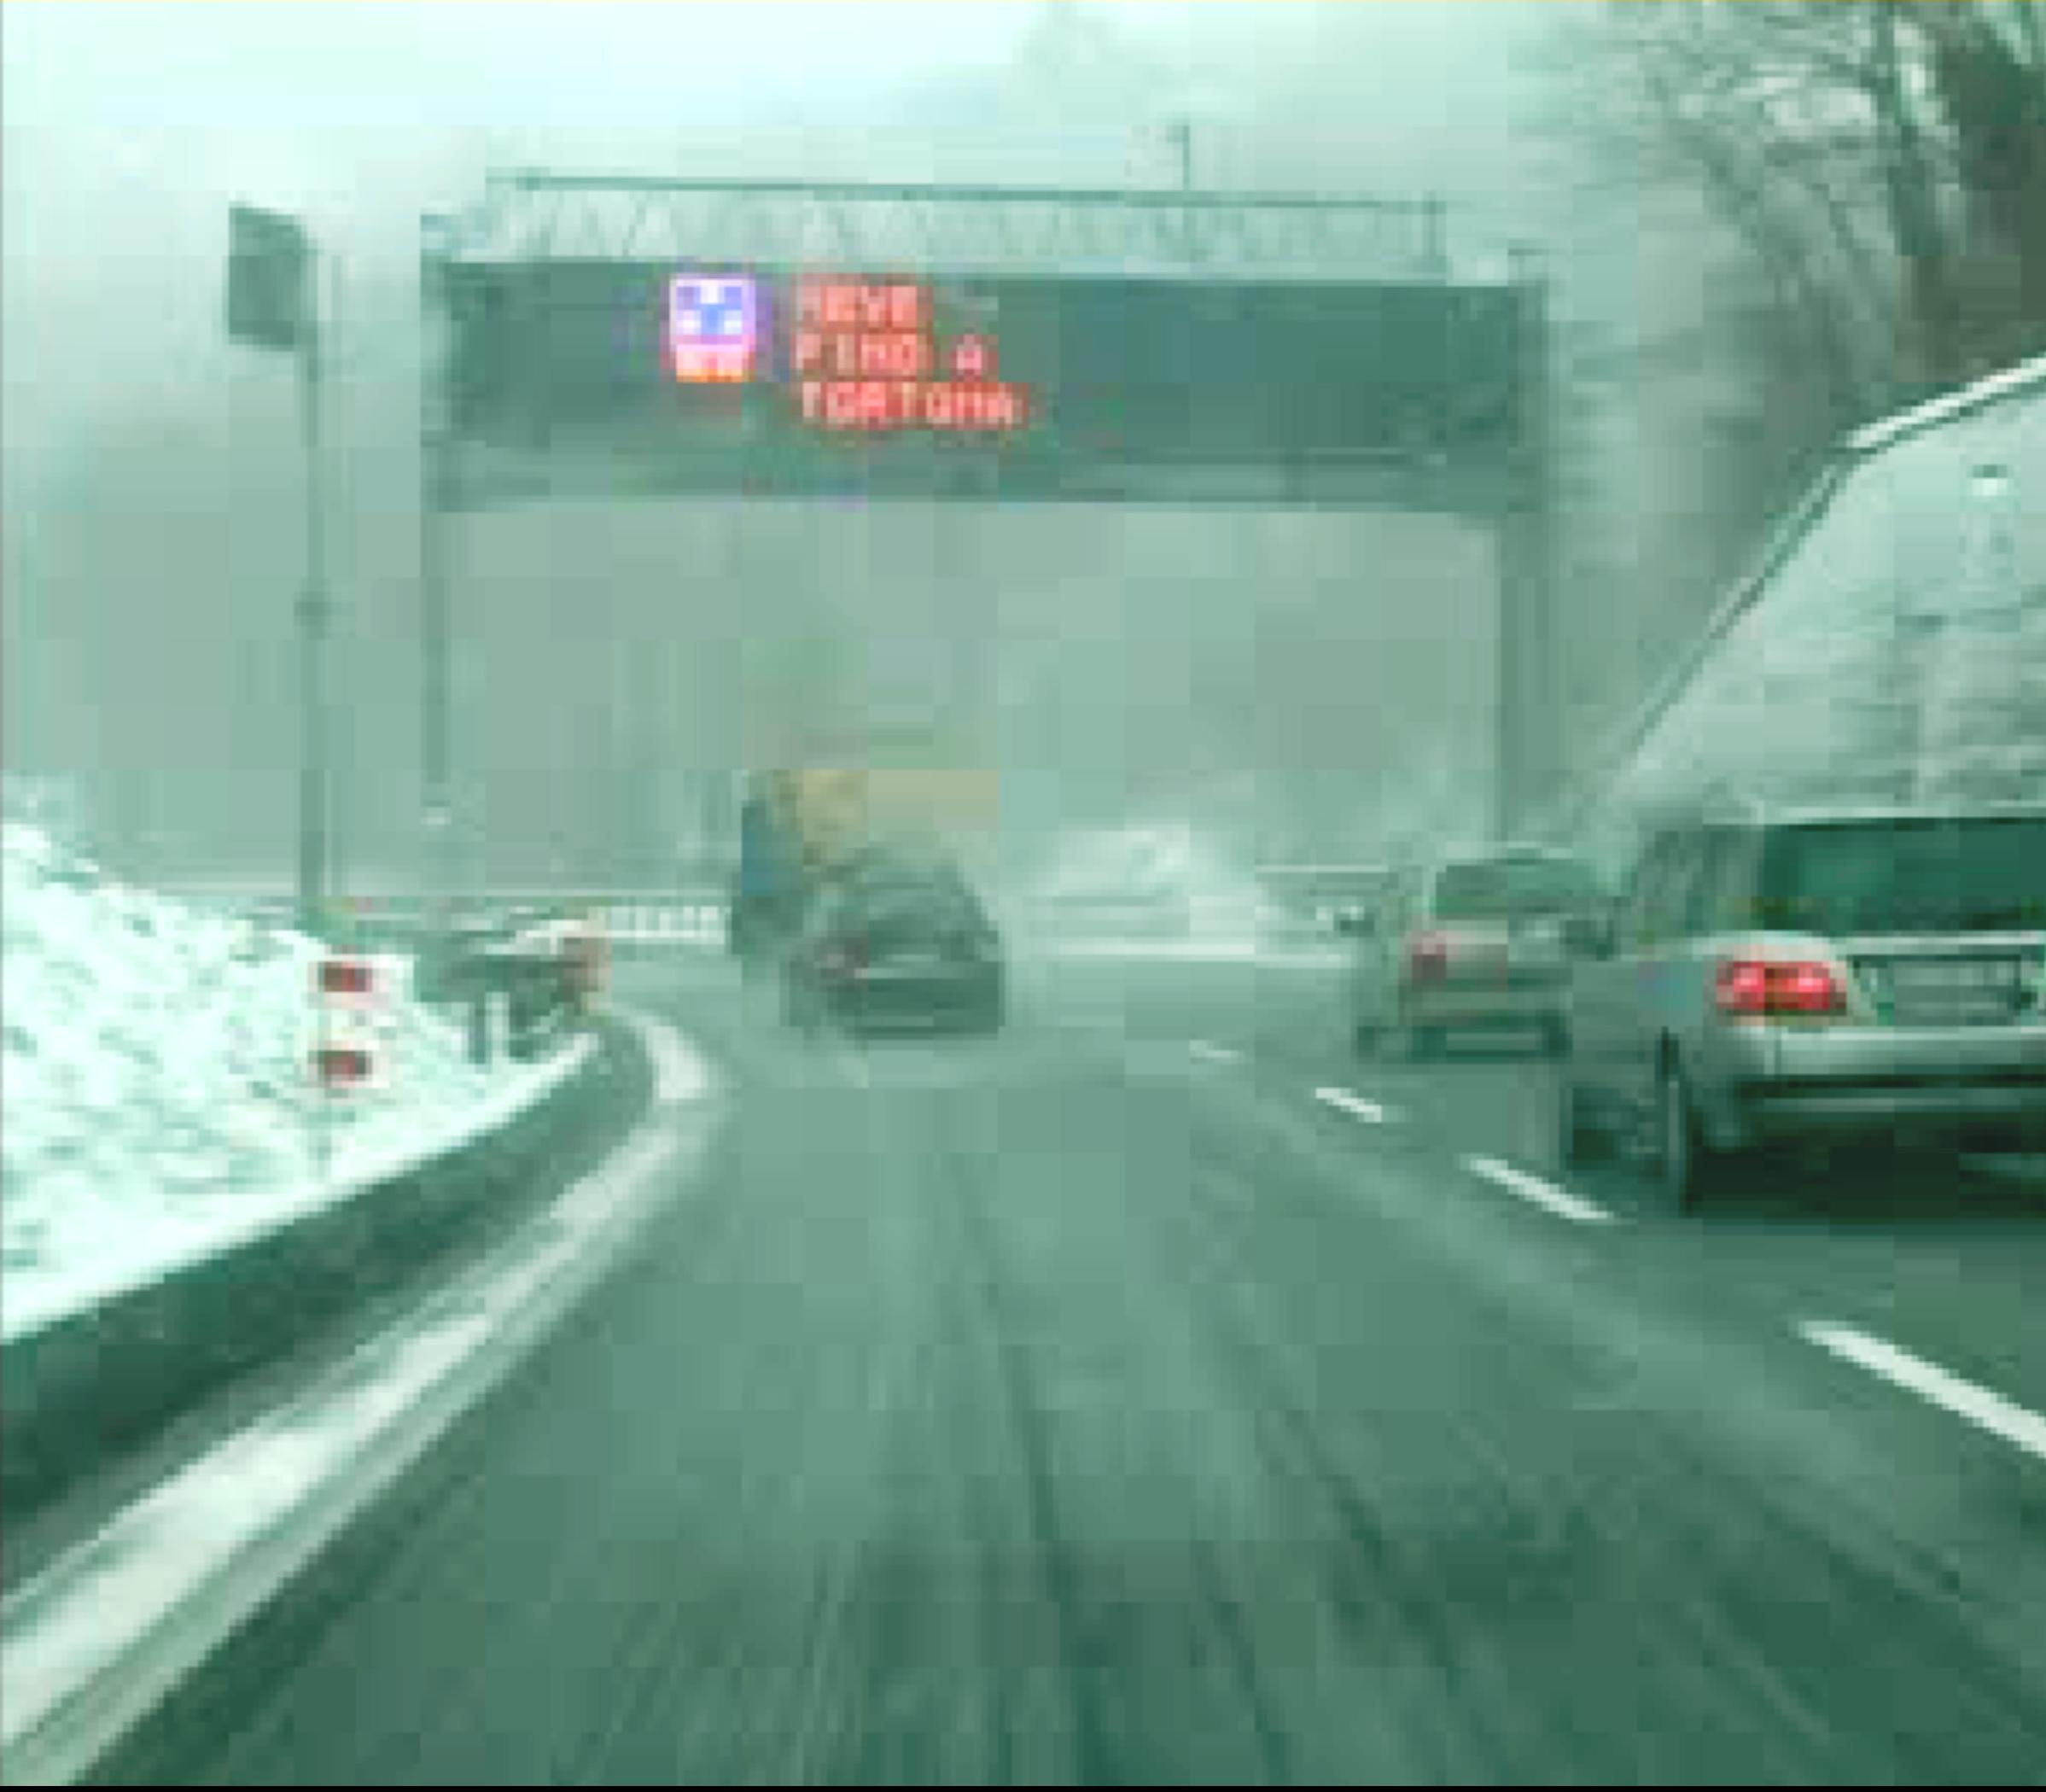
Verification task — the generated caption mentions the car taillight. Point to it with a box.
[1714,957,1843,1019]
[1407,931,1449,983]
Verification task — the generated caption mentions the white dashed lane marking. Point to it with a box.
[1314,1086,1390,1124]
[1189,1040,1243,1065]
[1799,1321,2046,1464]
[1464,1154,1618,1225]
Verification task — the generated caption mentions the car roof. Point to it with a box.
[1256,862,1397,878]
[1656,797,2046,832]
[1434,842,1592,869]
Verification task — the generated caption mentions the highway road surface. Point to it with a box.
[92,947,2046,1785]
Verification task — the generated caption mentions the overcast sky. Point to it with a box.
[3,2,1601,879]
[3,1,1559,485]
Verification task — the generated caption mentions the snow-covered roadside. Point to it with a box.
[2,821,591,1345]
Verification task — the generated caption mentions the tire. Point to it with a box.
[1353,1021,1384,1058]
[1541,1015,1570,1059]
[1408,1025,1444,1061]
[1658,1059,1723,1214]
[1557,1065,1609,1169]
[783,976,816,1034]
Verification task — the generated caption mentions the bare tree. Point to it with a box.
[1914,0,2046,372]
[1545,0,2046,416]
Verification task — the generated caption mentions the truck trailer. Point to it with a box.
[730,767,999,973]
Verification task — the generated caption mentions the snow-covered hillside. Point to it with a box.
[2,820,586,1342]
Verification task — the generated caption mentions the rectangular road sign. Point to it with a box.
[226,204,310,351]
[442,262,1526,511]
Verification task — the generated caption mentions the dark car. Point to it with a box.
[783,852,1005,1036]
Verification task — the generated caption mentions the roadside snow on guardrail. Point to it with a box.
[1,821,588,1344]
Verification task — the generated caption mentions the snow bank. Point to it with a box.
[2,822,587,1344]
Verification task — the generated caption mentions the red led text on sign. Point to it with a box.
[798,381,1029,432]
[791,276,1028,435]
[794,330,933,379]
[951,335,996,380]
[796,279,928,333]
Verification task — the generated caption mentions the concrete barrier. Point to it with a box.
[0,1016,656,1525]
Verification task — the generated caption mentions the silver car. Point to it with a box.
[1347,846,1608,1059]
[1559,800,2046,1210]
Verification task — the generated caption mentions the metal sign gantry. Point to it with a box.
[417,172,1555,906]
[445,171,1451,279]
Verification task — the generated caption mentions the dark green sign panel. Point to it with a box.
[226,204,310,352]
[442,262,1527,510]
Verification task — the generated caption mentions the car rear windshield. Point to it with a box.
[1757,816,2046,936]
[1431,856,1600,921]
[841,876,986,943]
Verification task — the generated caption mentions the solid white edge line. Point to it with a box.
[644,1008,716,1105]
[1463,1154,1617,1225]
[1798,1321,2046,1464]
[1314,1086,1388,1124]
[0,1010,717,1787]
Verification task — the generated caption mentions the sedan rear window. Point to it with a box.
[1757,816,2046,936]
[1431,855,1600,921]
[839,878,987,942]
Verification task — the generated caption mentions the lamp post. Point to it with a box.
[226,203,331,937]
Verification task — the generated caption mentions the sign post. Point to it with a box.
[227,204,331,939]
[307,949,390,1181]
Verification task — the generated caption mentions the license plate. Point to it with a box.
[871,952,945,974]
[1870,958,2022,1023]
[1891,960,2018,995]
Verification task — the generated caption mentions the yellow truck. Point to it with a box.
[733,767,999,969]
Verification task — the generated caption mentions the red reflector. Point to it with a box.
[316,1045,372,1083]
[318,959,375,997]
[1715,958,1842,1018]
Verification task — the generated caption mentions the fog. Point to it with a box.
[3,1,1705,890]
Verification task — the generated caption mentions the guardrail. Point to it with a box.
[585,902,727,950]
[0,1014,656,1525]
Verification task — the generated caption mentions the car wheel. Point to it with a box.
[1558,1060,1613,1169]
[1408,1025,1444,1061]
[1658,1059,1720,1214]
[1353,1021,1383,1058]
[1541,1015,1570,1059]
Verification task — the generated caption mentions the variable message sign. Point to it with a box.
[442,261,1527,508]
